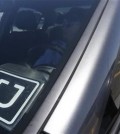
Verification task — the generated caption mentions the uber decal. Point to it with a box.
[0,70,40,125]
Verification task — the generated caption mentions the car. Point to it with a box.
[0,0,120,134]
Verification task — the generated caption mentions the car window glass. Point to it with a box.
[0,1,100,133]
[0,0,100,82]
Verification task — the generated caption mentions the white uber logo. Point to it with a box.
[0,70,40,125]
[0,79,25,108]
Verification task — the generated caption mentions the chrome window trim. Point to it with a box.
[43,0,120,134]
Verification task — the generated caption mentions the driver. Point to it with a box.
[33,8,84,68]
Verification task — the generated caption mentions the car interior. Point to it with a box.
[0,1,91,69]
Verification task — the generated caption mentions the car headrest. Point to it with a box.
[14,10,38,31]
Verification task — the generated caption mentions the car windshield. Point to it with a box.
[0,0,101,133]
[0,0,99,69]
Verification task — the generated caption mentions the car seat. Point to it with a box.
[0,9,48,65]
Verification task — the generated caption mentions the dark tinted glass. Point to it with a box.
[0,0,100,133]
[0,0,99,68]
